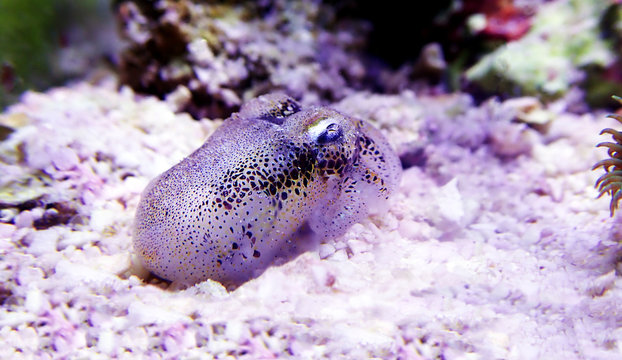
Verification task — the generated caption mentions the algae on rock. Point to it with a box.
[466,0,614,99]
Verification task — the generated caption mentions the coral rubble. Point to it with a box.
[115,0,370,118]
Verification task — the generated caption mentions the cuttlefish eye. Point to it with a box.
[309,119,342,145]
[317,123,341,144]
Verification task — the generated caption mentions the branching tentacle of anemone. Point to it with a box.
[593,95,622,216]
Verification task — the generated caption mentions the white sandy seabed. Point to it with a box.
[0,79,620,359]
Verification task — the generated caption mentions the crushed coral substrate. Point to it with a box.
[1,79,621,359]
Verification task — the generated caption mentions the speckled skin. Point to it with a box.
[134,94,402,286]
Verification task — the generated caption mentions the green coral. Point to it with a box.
[594,95,622,216]
[466,0,613,98]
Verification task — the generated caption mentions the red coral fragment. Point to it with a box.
[483,11,531,40]
[464,0,532,41]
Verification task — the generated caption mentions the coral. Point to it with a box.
[466,0,614,99]
[114,0,370,119]
[593,95,622,215]
[460,0,534,41]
